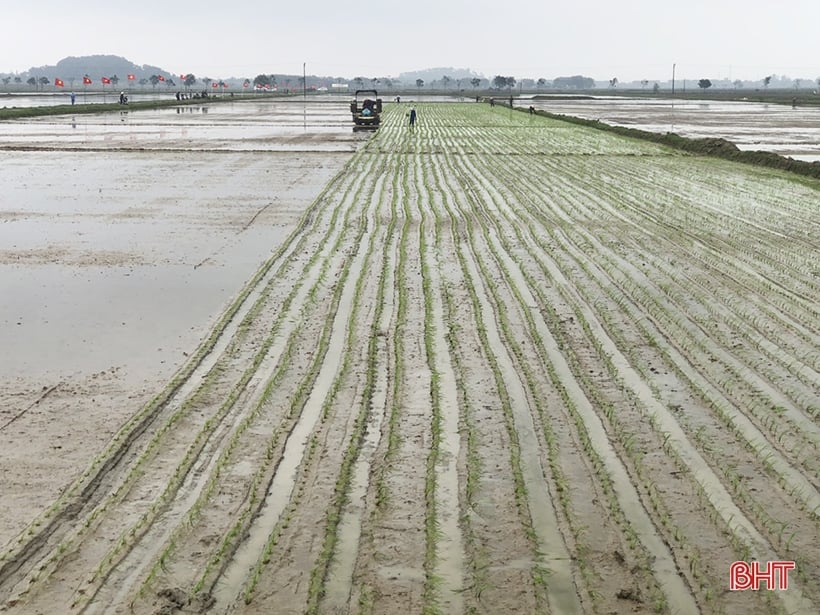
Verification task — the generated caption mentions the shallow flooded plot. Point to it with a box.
[0,98,363,151]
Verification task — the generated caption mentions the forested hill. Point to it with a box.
[20,55,172,81]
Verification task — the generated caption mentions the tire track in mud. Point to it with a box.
[415,152,465,612]
[318,165,398,613]
[352,145,432,613]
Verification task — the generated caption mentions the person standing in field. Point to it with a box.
[409,106,417,128]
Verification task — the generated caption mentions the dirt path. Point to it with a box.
[1,102,818,614]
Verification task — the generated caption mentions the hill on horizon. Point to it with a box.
[12,54,173,84]
[397,67,484,84]
[4,56,487,87]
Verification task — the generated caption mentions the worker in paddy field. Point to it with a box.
[409,106,417,128]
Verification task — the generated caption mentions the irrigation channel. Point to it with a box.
[1,102,818,615]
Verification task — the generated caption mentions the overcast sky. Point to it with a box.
[3,0,819,83]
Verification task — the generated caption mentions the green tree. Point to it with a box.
[470,77,481,89]
[763,75,772,88]
[416,78,424,89]
[492,75,507,89]
[442,75,451,89]
[184,74,197,90]
[697,78,712,90]
[536,78,546,89]
[652,82,660,94]
[27,77,36,88]
[553,75,595,89]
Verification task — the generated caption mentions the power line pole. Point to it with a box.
[672,63,676,96]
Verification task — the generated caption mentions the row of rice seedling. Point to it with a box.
[433,119,695,613]
[470,107,816,615]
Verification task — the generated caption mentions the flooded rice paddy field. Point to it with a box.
[530,95,820,162]
[0,100,818,615]
[1,98,362,151]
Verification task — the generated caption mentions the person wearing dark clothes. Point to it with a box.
[409,106,417,128]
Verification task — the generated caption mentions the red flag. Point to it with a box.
[127,74,136,81]
[243,82,249,88]
[54,78,64,87]
[83,76,92,85]
[158,75,165,82]
[101,77,111,85]
[212,82,218,88]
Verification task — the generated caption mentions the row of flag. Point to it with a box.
[53,75,240,89]
[53,74,157,87]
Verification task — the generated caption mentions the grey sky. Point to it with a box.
[4,0,819,82]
